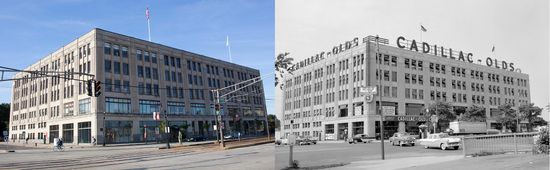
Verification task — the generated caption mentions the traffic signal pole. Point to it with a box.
[216,90,225,148]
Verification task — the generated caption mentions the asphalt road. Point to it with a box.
[275,141,462,169]
[0,143,274,170]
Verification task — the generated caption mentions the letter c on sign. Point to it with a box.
[467,53,474,63]
[397,36,405,48]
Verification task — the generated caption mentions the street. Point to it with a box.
[0,143,274,170]
[275,141,462,169]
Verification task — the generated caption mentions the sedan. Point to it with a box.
[417,133,461,150]
[389,132,416,146]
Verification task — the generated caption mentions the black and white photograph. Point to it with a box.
[275,0,549,169]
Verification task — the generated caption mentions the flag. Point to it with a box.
[226,36,229,47]
[491,45,495,52]
[146,7,150,20]
[420,25,427,32]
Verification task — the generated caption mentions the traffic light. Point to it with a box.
[86,80,93,97]
[215,104,221,113]
[94,80,101,97]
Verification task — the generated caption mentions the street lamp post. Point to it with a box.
[165,109,170,149]
[375,35,385,160]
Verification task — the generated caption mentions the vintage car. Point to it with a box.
[275,138,289,145]
[348,134,375,144]
[296,136,317,145]
[389,132,416,146]
[417,133,461,150]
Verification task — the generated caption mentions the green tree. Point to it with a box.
[202,121,210,137]
[495,103,518,132]
[267,114,278,134]
[458,105,486,122]
[275,52,293,89]
[0,103,9,137]
[519,103,543,132]
[531,117,548,128]
[426,101,457,132]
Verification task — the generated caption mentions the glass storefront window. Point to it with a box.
[78,122,91,143]
[105,120,133,144]
[139,100,160,114]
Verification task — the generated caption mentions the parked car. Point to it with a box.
[417,133,461,150]
[348,134,375,144]
[305,136,317,145]
[389,132,416,146]
[186,136,207,142]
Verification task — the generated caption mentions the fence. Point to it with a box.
[462,132,538,156]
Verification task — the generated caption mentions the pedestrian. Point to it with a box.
[92,136,97,146]
[25,137,29,144]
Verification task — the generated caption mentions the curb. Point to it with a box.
[223,140,274,150]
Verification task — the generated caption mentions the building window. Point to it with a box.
[78,122,91,143]
[123,63,129,75]
[78,98,90,115]
[151,53,157,63]
[121,46,128,58]
[152,68,158,80]
[168,102,185,114]
[113,44,120,56]
[137,66,144,77]
[145,67,151,78]
[138,83,145,95]
[191,103,206,115]
[391,71,397,82]
[104,60,111,73]
[105,98,131,113]
[136,49,142,60]
[64,102,74,116]
[144,51,150,62]
[123,81,130,93]
[139,100,160,114]
[405,88,410,99]
[113,61,120,74]
[104,42,111,55]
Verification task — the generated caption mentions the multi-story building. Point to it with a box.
[281,35,530,140]
[9,28,267,145]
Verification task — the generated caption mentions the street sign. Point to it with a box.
[213,125,217,131]
[360,86,377,95]
[382,106,395,115]
[288,134,296,145]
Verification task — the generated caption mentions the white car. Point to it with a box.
[417,133,461,150]
[276,138,289,145]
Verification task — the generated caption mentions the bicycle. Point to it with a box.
[53,144,64,152]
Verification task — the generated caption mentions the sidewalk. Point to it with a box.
[332,153,549,170]
[331,155,463,170]
[0,141,213,153]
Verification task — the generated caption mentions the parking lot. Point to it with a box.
[275,141,462,169]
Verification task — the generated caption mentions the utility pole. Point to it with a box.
[165,108,170,149]
[376,35,385,160]
[103,113,106,147]
[215,90,225,148]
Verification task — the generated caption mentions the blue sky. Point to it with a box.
[0,0,275,114]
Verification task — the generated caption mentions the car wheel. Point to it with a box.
[440,143,447,150]
[453,146,459,150]
[411,143,415,146]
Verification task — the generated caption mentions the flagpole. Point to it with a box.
[146,7,151,42]
[147,18,151,42]
[226,36,233,62]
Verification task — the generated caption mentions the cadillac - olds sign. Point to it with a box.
[396,36,516,72]
[383,115,430,122]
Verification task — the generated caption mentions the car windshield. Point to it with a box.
[439,134,449,138]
